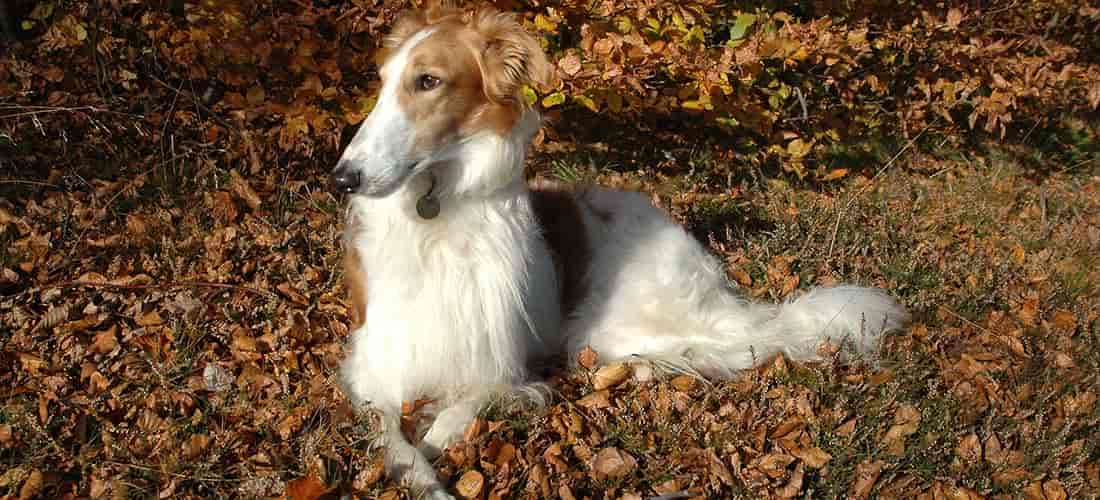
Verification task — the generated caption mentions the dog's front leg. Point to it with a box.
[419,397,486,459]
[378,409,454,500]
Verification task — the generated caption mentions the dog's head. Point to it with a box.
[331,7,552,198]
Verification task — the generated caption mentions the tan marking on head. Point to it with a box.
[344,244,367,330]
[376,7,551,160]
[530,179,590,316]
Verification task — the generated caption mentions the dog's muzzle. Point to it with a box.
[330,162,361,194]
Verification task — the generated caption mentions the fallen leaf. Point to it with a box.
[136,310,163,327]
[946,8,963,29]
[229,169,262,211]
[591,447,637,480]
[1042,479,1067,500]
[1054,352,1075,369]
[882,404,921,455]
[757,453,796,478]
[455,470,484,499]
[352,460,383,491]
[792,447,832,468]
[286,476,330,500]
[464,417,488,442]
[183,434,210,459]
[849,459,884,499]
[670,374,696,392]
[558,53,582,76]
[577,346,599,369]
[18,470,43,500]
[777,463,805,498]
[577,389,611,409]
[956,433,981,463]
[1049,309,1076,331]
[90,325,118,354]
[592,363,630,390]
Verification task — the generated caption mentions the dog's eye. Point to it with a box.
[416,74,441,92]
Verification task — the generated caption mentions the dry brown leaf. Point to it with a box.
[993,468,1029,486]
[707,449,733,485]
[776,463,805,498]
[183,433,211,460]
[558,53,582,76]
[757,453,796,479]
[835,418,858,437]
[1022,481,1046,500]
[946,8,963,29]
[464,418,488,442]
[849,459,884,499]
[731,266,753,287]
[1054,352,1075,369]
[229,169,262,211]
[792,446,832,469]
[1049,309,1076,331]
[455,470,485,499]
[593,363,630,390]
[577,389,611,409]
[136,310,163,327]
[1042,480,1067,500]
[0,424,13,448]
[18,470,42,500]
[90,325,119,354]
[285,476,330,500]
[577,346,599,369]
[956,433,981,463]
[592,447,637,480]
[670,374,697,392]
[983,434,1005,465]
[527,463,551,498]
[770,416,805,439]
[352,460,384,491]
[883,404,921,455]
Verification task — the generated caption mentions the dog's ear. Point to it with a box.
[472,8,553,105]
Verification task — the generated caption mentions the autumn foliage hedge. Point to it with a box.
[2,1,1099,179]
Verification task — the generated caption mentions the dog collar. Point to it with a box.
[416,173,440,220]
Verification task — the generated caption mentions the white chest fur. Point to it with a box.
[339,186,561,410]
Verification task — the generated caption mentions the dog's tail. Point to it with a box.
[635,285,909,379]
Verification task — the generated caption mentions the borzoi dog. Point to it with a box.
[330,7,908,497]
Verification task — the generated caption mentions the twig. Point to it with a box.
[1059,157,1096,174]
[940,306,994,335]
[826,124,932,258]
[58,280,279,300]
[0,179,59,188]
[149,75,241,137]
[105,461,244,483]
[648,492,695,500]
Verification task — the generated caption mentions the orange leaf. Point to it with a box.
[286,476,330,500]
[821,168,849,181]
[946,8,963,29]
[577,346,599,369]
[455,470,484,499]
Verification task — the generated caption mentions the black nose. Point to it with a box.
[330,164,361,193]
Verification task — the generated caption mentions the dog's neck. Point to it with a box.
[352,109,541,225]
[346,110,542,239]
